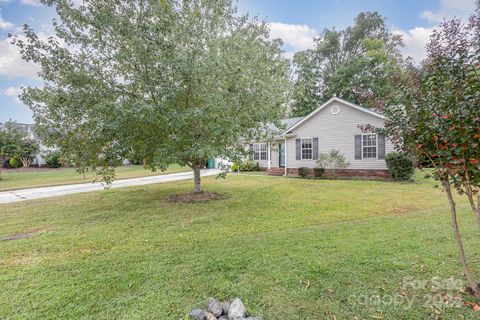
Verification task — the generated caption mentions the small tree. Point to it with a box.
[18,139,39,168]
[0,122,23,180]
[316,149,349,178]
[373,7,480,296]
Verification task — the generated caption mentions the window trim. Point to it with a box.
[301,137,313,160]
[252,143,267,161]
[361,134,378,160]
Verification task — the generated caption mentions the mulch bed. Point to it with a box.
[167,191,226,204]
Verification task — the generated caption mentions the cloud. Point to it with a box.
[421,0,476,22]
[1,86,22,102]
[392,26,434,62]
[20,0,41,6]
[0,38,40,78]
[0,14,14,30]
[268,22,316,52]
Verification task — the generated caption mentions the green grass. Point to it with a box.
[0,164,188,191]
[1,173,479,319]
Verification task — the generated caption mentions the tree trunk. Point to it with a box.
[444,180,479,296]
[464,175,480,233]
[193,167,201,193]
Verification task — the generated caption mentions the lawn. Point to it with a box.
[0,164,189,191]
[1,173,479,319]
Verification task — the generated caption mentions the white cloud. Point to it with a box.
[392,26,434,62]
[0,38,40,78]
[268,22,316,52]
[1,86,22,102]
[421,0,476,22]
[0,14,14,30]
[20,0,41,6]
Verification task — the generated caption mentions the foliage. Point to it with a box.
[0,121,23,179]
[373,6,480,296]
[298,167,309,178]
[385,152,415,181]
[316,149,349,178]
[17,139,39,168]
[8,156,22,168]
[291,12,403,116]
[12,0,290,193]
[232,159,258,172]
[44,150,62,168]
[313,167,325,178]
[230,162,239,172]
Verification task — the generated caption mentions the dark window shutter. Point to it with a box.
[312,138,319,160]
[249,144,253,157]
[295,139,301,160]
[355,135,362,160]
[378,134,386,159]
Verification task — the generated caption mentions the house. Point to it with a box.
[248,97,394,177]
[8,123,49,166]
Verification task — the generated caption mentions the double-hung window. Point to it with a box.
[253,143,267,160]
[301,138,313,160]
[362,134,377,159]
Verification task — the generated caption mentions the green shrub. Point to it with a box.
[240,159,256,172]
[386,151,415,181]
[45,150,62,168]
[298,167,309,178]
[9,156,22,168]
[231,162,239,172]
[313,167,325,178]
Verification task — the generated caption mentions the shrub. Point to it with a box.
[240,159,256,172]
[9,156,22,168]
[231,162,239,172]
[386,152,415,181]
[313,167,325,178]
[44,150,62,168]
[316,149,349,178]
[298,167,309,178]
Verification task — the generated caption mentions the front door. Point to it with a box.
[279,143,285,167]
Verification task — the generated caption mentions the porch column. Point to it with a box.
[284,136,288,176]
[267,142,271,170]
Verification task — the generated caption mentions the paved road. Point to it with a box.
[0,169,221,204]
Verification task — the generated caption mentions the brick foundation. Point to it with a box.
[267,167,391,179]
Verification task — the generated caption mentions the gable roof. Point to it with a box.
[282,97,386,135]
[267,116,304,132]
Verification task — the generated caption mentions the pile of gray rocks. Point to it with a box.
[188,298,259,320]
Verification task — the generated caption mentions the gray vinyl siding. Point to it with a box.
[285,100,393,170]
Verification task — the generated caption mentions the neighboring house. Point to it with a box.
[247,97,394,177]
[9,123,50,166]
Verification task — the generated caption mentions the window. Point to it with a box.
[301,138,313,160]
[362,134,377,159]
[252,143,267,160]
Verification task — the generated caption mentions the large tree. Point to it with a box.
[12,0,290,193]
[291,12,403,116]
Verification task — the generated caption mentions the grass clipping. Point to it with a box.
[167,191,226,204]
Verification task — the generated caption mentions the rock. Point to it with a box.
[204,312,217,320]
[218,317,228,320]
[222,301,230,315]
[245,318,260,320]
[228,298,246,320]
[208,298,223,317]
[188,309,205,320]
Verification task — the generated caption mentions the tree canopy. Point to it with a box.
[12,0,291,192]
[291,12,403,116]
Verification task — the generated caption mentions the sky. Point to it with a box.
[0,0,477,123]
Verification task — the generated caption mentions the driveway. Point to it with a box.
[0,169,221,204]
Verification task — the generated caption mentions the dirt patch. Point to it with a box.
[167,191,226,204]
[1,233,34,241]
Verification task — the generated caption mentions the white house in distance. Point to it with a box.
[9,123,49,166]
[247,97,394,177]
